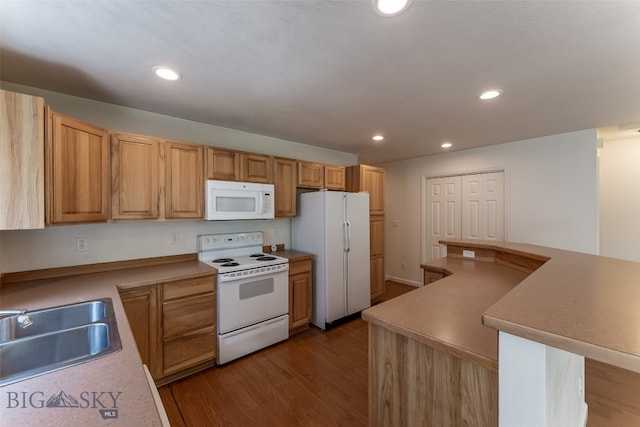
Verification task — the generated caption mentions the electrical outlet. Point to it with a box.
[76,238,88,252]
[170,233,178,245]
[463,250,475,258]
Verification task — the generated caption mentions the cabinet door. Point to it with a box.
[206,147,240,181]
[370,215,385,257]
[274,157,297,217]
[48,112,109,223]
[120,286,161,379]
[370,256,385,302]
[297,161,324,188]
[362,166,385,215]
[241,153,272,183]
[324,165,346,190]
[165,141,204,219]
[289,258,312,332]
[111,132,160,219]
[0,90,45,229]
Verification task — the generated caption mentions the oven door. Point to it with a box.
[217,270,288,334]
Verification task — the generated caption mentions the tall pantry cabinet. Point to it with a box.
[347,164,385,303]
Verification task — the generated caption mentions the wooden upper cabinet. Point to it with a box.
[324,165,346,190]
[47,111,110,224]
[111,132,160,220]
[273,157,297,217]
[206,147,240,181]
[0,90,45,230]
[347,164,385,215]
[165,140,204,219]
[241,153,272,183]
[298,161,324,188]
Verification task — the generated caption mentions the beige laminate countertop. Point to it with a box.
[271,250,314,261]
[365,239,640,376]
[362,257,530,371]
[0,260,215,426]
[473,241,640,374]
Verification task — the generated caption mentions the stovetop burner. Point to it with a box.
[198,233,289,275]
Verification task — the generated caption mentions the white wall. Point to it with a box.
[599,135,640,262]
[0,82,357,273]
[383,129,599,285]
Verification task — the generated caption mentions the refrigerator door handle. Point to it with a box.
[345,221,351,252]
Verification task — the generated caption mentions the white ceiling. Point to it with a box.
[1,1,639,164]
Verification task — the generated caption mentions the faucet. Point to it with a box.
[0,309,33,328]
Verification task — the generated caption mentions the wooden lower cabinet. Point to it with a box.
[119,274,216,384]
[289,257,312,333]
[161,276,216,379]
[119,286,161,378]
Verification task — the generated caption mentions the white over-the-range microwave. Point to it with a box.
[206,180,275,220]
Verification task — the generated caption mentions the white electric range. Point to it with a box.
[198,232,289,364]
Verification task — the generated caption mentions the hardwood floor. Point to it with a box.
[159,280,640,427]
[159,318,370,426]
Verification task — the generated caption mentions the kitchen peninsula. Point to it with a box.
[363,240,640,427]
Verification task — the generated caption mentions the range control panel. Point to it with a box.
[198,232,264,251]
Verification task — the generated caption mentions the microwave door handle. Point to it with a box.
[257,193,263,214]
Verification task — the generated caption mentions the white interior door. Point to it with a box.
[462,172,504,241]
[425,171,505,263]
[425,176,461,261]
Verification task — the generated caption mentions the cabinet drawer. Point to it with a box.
[163,293,215,338]
[163,276,215,301]
[289,259,312,276]
[163,326,216,375]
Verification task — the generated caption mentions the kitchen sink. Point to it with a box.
[0,299,121,386]
[0,300,107,342]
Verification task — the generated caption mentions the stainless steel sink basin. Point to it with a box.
[0,299,121,386]
[0,300,107,342]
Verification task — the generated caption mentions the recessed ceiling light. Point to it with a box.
[479,90,502,100]
[152,66,182,81]
[441,142,452,148]
[372,0,413,16]
[372,135,385,142]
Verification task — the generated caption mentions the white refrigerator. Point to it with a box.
[292,190,371,330]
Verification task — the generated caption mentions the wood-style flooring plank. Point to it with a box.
[157,386,186,427]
